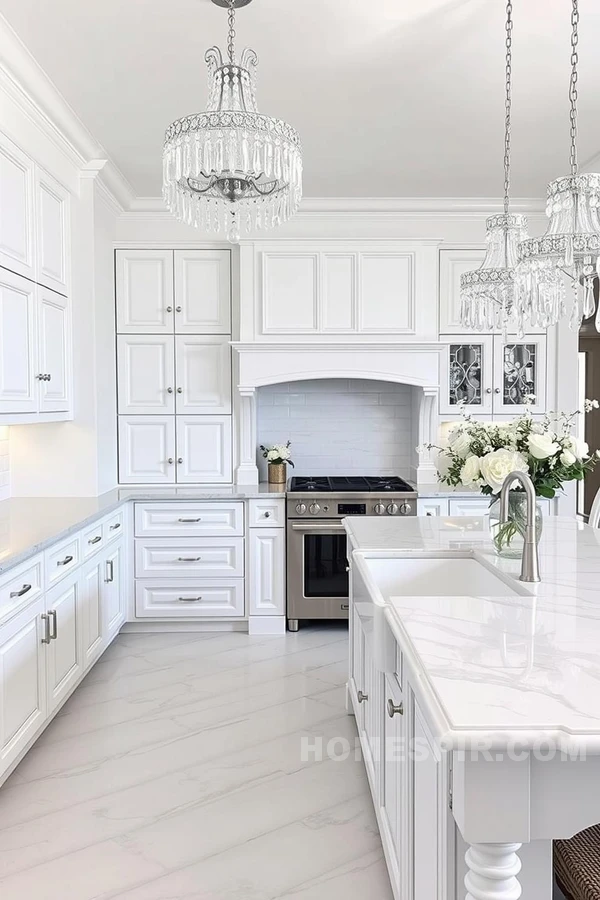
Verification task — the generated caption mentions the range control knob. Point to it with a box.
[309,503,321,516]
[295,503,307,515]
[387,502,400,516]
[399,502,412,516]
[374,503,387,516]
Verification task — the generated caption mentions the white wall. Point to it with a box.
[0,427,9,500]
[257,379,415,479]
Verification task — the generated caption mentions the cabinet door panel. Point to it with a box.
[0,598,47,776]
[118,416,176,484]
[381,673,404,890]
[493,335,547,415]
[0,269,36,414]
[262,253,318,333]
[249,528,285,615]
[174,250,230,333]
[439,249,486,333]
[448,498,491,517]
[440,336,493,416]
[359,253,414,333]
[38,287,70,412]
[46,574,82,714]
[176,416,232,484]
[117,335,175,415]
[135,580,244,618]
[35,167,69,295]
[104,541,125,639]
[322,254,355,331]
[417,498,449,517]
[175,335,231,414]
[116,250,174,333]
[81,559,103,670]
[0,135,35,280]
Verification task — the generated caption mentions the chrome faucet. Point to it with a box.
[500,471,541,583]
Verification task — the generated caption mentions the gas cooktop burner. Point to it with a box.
[288,476,415,493]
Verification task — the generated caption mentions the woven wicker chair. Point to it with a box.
[555,825,600,900]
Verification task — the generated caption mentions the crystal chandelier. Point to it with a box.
[162,0,303,243]
[516,0,600,332]
[460,0,529,335]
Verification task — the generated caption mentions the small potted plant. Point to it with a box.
[260,441,294,485]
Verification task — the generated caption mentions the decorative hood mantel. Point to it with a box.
[231,341,443,485]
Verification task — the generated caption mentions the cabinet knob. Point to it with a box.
[387,698,404,717]
[167,387,173,393]
[175,306,182,313]
[46,374,52,382]
[264,511,271,518]
[177,457,183,464]
[166,306,173,312]
[494,388,501,394]
[167,458,174,465]
[357,690,368,703]
[486,388,492,394]
[177,387,183,394]
[36,373,45,381]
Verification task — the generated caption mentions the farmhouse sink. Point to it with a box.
[361,555,520,599]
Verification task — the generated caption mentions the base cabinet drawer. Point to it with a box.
[45,535,81,587]
[0,555,44,621]
[135,538,244,578]
[135,580,245,618]
[134,502,244,537]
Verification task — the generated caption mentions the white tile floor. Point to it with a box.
[0,624,394,899]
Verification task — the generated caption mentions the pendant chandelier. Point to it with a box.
[516,0,600,332]
[460,0,528,334]
[162,0,303,243]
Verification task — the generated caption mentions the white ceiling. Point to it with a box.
[2,0,600,199]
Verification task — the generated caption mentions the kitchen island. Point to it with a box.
[343,514,600,900]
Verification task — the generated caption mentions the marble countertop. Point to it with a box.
[415,482,488,498]
[0,484,285,575]
[345,514,600,752]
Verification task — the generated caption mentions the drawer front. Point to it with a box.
[249,498,285,528]
[134,502,244,537]
[82,522,104,559]
[45,534,81,587]
[135,580,245,618]
[103,509,124,543]
[0,555,44,621]
[448,498,491,517]
[135,538,244,578]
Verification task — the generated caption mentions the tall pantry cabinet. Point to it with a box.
[116,249,233,484]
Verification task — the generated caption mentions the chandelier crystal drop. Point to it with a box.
[516,0,600,332]
[460,0,529,335]
[162,0,302,243]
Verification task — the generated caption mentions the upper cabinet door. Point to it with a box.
[0,269,37,414]
[174,250,231,333]
[0,133,35,280]
[439,335,493,416]
[439,248,486,333]
[116,250,174,334]
[358,252,415,334]
[117,335,175,415]
[118,416,176,484]
[175,335,231,414]
[38,287,70,413]
[35,167,70,296]
[176,416,233,484]
[493,335,547,415]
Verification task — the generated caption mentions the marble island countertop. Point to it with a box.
[345,514,600,752]
[0,484,285,575]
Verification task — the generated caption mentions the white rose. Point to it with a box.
[267,449,279,461]
[449,430,471,459]
[435,449,452,478]
[527,432,560,460]
[460,456,481,486]
[480,449,529,494]
[277,446,290,460]
[566,435,589,459]
[560,449,577,467]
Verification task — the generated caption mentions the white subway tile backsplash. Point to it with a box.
[257,379,415,479]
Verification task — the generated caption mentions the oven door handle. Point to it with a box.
[290,522,347,532]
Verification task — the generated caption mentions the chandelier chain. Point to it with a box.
[227,0,236,64]
[503,0,513,214]
[569,0,579,176]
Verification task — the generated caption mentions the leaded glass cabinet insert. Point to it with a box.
[502,343,536,406]
[449,343,483,407]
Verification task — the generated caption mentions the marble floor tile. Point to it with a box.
[0,626,393,900]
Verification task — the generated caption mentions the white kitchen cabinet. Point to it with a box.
[0,268,36,414]
[175,335,231,414]
[0,132,35,280]
[135,580,244,618]
[448,497,491,517]
[37,286,70,412]
[380,673,404,891]
[80,557,104,670]
[349,602,364,716]
[45,572,82,715]
[104,540,126,640]
[117,335,175,415]
[175,416,233,484]
[116,249,174,334]
[359,252,414,333]
[174,249,231,333]
[118,416,176,484]
[248,498,285,528]
[0,597,47,775]
[134,501,244,538]
[135,537,244,579]
[35,166,69,296]
[361,638,383,799]
[248,528,285,616]
[439,248,486,333]
[440,335,493,416]
[417,498,450,517]
[492,334,547,415]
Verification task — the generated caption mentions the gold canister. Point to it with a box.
[268,463,287,485]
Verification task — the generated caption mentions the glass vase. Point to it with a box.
[489,491,543,559]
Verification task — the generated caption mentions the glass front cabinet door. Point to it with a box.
[440,336,493,416]
[493,335,547,415]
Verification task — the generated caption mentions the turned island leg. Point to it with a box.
[465,843,522,900]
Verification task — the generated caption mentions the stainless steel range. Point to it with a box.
[286,476,417,631]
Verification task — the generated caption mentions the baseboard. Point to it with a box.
[121,620,248,633]
[248,615,286,635]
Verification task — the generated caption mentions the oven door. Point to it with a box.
[287,521,350,620]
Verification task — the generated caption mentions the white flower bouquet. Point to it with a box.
[259,441,295,467]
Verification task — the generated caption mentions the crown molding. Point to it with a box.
[0,14,135,210]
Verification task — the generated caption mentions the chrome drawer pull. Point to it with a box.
[10,583,32,598]
[340,603,349,611]
[57,555,74,566]
[178,596,202,602]
[387,698,404,718]
[88,535,102,545]
[105,560,114,583]
[357,690,368,703]
[110,523,121,531]
[177,556,202,562]
[48,609,57,640]
[41,613,51,644]
[178,517,202,523]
